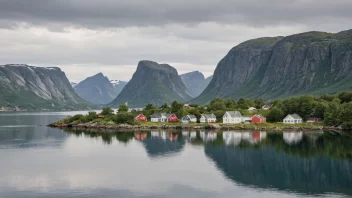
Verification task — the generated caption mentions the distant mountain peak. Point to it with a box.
[180,71,211,98]
[74,73,127,105]
[110,60,191,107]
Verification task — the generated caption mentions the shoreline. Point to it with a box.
[48,122,346,132]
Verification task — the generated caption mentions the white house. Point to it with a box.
[150,113,167,122]
[283,114,303,124]
[200,114,217,123]
[248,107,256,111]
[182,115,197,123]
[262,105,271,110]
[223,111,242,124]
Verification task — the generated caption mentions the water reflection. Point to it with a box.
[61,129,352,196]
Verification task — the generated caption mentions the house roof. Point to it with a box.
[285,114,302,120]
[202,114,216,119]
[187,115,197,119]
[224,111,242,118]
[166,113,176,118]
[182,115,196,120]
[151,113,164,118]
[253,114,266,119]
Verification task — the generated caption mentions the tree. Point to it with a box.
[113,112,135,125]
[254,98,265,109]
[209,98,226,111]
[171,101,183,113]
[101,107,114,116]
[160,103,169,109]
[237,98,250,109]
[145,104,157,110]
[267,107,285,123]
[118,104,129,112]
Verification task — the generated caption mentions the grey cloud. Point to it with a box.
[0,0,352,28]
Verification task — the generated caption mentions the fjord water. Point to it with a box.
[0,112,352,198]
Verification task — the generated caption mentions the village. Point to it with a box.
[133,104,321,125]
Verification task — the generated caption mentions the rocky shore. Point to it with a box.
[48,122,344,132]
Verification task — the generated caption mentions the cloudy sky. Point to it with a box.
[0,0,352,82]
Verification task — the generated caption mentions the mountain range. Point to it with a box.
[193,29,352,104]
[2,29,352,108]
[180,71,213,98]
[0,64,93,110]
[109,60,192,107]
[74,73,127,104]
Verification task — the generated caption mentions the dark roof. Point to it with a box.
[151,113,164,118]
[224,111,242,118]
[285,114,302,120]
[187,115,196,119]
[202,114,216,119]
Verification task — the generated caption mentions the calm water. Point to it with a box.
[0,112,352,198]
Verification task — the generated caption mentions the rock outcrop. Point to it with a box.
[0,64,93,110]
[109,60,192,107]
[193,29,352,104]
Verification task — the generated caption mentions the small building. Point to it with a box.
[166,113,179,122]
[182,115,197,123]
[223,111,242,124]
[134,114,147,122]
[97,115,104,118]
[200,114,217,123]
[283,114,303,124]
[242,116,252,123]
[307,118,321,123]
[248,107,256,111]
[262,105,271,110]
[150,113,167,122]
[184,104,191,109]
[252,115,266,123]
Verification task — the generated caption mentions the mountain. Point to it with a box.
[193,29,352,104]
[70,82,78,88]
[110,80,128,96]
[180,71,212,98]
[74,73,126,105]
[0,64,93,110]
[109,60,192,107]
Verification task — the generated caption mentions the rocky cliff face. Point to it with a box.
[180,71,211,98]
[74,73,126,104]
[0,64,93,110]
[193,29,352,103]
[109,60,192,107]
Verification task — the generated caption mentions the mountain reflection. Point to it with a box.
[62,129,352,196]
[142,131,185,158]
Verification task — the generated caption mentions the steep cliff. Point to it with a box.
[193,29,352,103]
[109,60,192,107]
[180,71,211,98]
[74,73,126,104]
[0,64,93,110]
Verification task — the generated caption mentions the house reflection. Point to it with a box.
[200,131,218,142]
[283,131,303,145]
[222,131,267,146]
[134,132,147,141]
[140,131,185,158]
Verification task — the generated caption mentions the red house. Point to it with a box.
[166,113,179,122]
[307,118,321,123]
[251,115,266,123]
[134,114,147,122]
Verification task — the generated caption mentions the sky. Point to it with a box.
[0,0,352,82]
